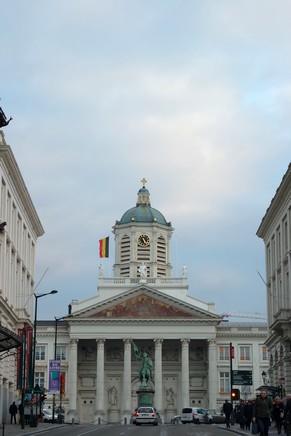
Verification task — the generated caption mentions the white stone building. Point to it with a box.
[0,131,44,422]
[36,182,268,424]
[257,163,291,394]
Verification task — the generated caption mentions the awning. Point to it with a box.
[0,325,22,352]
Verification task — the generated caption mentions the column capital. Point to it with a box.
[123,338,132,345]
[154,338,163,345]
[70,338,79,345]
[207,338,216,347]
[181,338,190,345]
[96,338,106,345]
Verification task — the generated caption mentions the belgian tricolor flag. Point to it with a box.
[99,236,109,258]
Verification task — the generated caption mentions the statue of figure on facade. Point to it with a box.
[0,106,12,128]
[108,386,118,407]
[98,263,104,278]
[182,265,187,278]
[138,262,147,279]
[132,342,153,387]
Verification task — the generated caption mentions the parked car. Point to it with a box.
[131,408,138,424]
[208,410,226,423]
[171,415,182,424]
[181,407,213,424]
[42,409,58,423]
[135,406,158,426]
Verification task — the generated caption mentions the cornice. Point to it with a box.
[217,332,267,338]
[0,140,44,237]
[257,163,291,238]
[68,318,220,325]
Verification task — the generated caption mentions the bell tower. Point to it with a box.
[113,180,173,278]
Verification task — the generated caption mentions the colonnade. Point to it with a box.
[67,337,217,423]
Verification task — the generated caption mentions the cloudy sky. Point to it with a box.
[1,1,290,320]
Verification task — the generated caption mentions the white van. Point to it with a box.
[181,407,212,424]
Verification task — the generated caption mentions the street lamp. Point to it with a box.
[52,316,64,424]
[31,290,58,425]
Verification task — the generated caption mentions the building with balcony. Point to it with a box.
[257,163,291,394]
[0,131,44,422]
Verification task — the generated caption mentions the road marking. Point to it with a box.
[78,425,112,436]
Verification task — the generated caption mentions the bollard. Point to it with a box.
[98,417,101,425]
[71,417,75,425]
[2,422,4,436]
[124,417,127,425]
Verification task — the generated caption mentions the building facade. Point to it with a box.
[36,182,268,424]
[0,131,44,422]
[257,163,291,394]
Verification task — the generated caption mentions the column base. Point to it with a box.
[121,411,131,425]
[95,411,106,424]
[65,409,79,424]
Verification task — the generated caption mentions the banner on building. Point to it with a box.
[48,360,60,393]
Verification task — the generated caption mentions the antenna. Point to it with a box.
[257,270,268,287]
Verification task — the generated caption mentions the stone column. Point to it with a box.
[154,339,163,415]
[208,339,217,411]
[0,376,3,424]
[96,339,105,423]
[181,339,190,408]
[67,339,78,422]
[122,339,131,424]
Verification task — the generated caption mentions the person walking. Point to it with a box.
[253,389,273,436]
[223,400,233,428]
[244,400,253,431]
[284,398,291,436]
[9,401,17,424]
[272,396,284,434]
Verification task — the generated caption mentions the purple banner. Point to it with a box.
[48,360,60,393]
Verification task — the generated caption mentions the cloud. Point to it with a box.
[1,0,291,318]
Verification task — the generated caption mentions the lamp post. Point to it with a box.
[31,290,58,426]
[52,316,64,424]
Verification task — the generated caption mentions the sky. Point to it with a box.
[1,0,290,320]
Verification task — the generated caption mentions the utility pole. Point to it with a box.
[230,342,234,405]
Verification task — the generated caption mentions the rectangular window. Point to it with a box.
[35,371,45,388]
[219,371,230,393]
[35,345,46,361]
[56,345,66,360]
[239,346,251,361]
[219,345,230,361]
[261,345,268,361]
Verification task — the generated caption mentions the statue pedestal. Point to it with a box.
[136,386,155,407]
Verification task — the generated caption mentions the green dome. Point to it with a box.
[118,181,170,226]
[120,205,168,225]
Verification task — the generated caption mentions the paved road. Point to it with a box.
[16,423,233,436]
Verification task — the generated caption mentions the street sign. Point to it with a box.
[232,370,253,386]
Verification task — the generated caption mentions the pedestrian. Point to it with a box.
[272,396,284,434]
[223,399,233,428]
[18,403,24,428]
[238,400,246,430]
[253,389,273,436]
[9,401,17,424]
[244,400,253,431]
[284,398,291,436]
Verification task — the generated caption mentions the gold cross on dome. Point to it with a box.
[140,177,148,187]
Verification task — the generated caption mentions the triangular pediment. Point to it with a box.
[70,286,220,321]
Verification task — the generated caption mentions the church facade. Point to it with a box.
[35,182,268,424]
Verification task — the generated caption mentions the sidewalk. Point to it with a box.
[218,423,278,435]
[0,423,65,436]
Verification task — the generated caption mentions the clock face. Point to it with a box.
[138,234,150,247]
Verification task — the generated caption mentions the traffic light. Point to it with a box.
[231,389,240,401]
